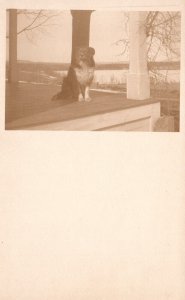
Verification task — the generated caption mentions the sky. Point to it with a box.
[7,10,128,63]
[6,10,180,64]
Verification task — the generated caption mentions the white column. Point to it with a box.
[127,12,150,100]
[9,9,18,83]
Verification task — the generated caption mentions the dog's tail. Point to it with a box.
[51,77,69,101]
[51,91,63,101]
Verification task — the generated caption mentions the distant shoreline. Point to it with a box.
[6,61,180,71]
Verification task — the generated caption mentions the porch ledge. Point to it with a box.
[6,94,160,131]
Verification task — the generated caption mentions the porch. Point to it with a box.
[5,82,160,131]
[8,10,177,131]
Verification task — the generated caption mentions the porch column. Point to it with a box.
[71,10,93,63]
[127,12,150,100]
[9,9,18,83]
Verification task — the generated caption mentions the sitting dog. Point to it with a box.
[52,47,95,102]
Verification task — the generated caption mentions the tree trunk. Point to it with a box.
[71,10,93,64]
[9,9,18,83]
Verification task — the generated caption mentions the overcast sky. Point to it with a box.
[6,10,180,63]
[7,10,128,63]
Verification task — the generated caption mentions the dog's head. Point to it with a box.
[74,47,95,67]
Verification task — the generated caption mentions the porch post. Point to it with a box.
[71,10,93,63]
[9,9,18,83]
[127,12,150,100]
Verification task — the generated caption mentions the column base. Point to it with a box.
[127,73,150,100]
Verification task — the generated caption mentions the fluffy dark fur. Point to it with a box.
[52,47,95,102]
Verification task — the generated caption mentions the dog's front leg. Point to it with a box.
[84,86,91,102]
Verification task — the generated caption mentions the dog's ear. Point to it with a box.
[88,47,95,56]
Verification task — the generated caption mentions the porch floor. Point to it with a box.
[5,82,160,130]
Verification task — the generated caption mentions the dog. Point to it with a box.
[52,47,95,102]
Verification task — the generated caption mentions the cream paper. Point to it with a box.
[0,0,185,299]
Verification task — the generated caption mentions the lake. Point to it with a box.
[55,69,180,84]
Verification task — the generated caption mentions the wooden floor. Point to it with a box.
[5,82,63,123]
[5,82,161,130]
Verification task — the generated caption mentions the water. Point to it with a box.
[55,69,180,84]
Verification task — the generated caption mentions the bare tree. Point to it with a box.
[7,9,63,42]
[147,12,180,91]
[115,11,180,88]
[116,11,181,63]
[146,11,180,62]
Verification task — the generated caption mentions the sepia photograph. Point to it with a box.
[5,9,181,131]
